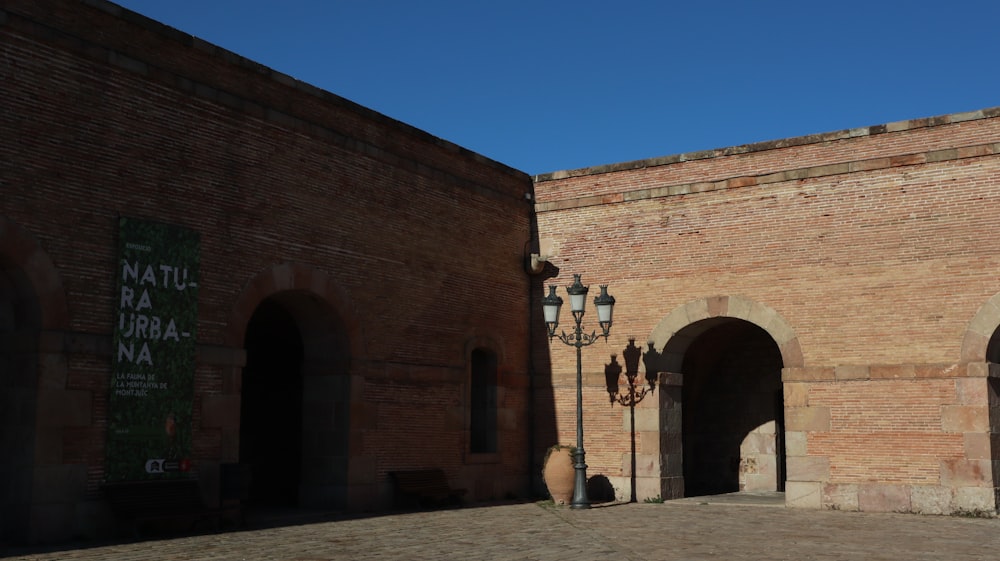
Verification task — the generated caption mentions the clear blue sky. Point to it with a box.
[113,0,998,176]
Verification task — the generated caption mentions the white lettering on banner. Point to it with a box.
[159,264,198,290]
[117,340,153,366]
[123,261,197,291]
[114,260,196,372]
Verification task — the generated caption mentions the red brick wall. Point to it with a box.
[2,0,536,540]
[534,108,1000,513]
[808,379,965,484]
[6,0,1000,543]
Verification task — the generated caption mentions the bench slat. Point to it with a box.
[103,479,221,535]
[390,469,466,509]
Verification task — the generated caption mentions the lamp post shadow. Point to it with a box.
[605,338,658,503]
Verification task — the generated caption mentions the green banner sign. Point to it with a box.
[107,217,200,481]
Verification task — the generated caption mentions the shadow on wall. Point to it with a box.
[527,246,559,498]
[604,338,660,503]
[587,474,616,503]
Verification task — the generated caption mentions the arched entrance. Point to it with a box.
[986,329,1000,364]
[0,216,70,542]
[963,293,1000,514]
[239,290,352,509]
[680,319,784,496]
[241,297,304,506]
[648,295,801,501]
[0,260,40,540]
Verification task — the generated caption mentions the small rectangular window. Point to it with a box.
[470,349,497,454]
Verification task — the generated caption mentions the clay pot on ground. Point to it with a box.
[542,445,576,505]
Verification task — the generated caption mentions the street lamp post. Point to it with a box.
[542,274,615,509]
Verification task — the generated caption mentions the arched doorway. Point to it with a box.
[241,297,304,506]
[964,294,1000,513]
[983,321,1000,509]
[986,329,1000,364]
[0,260,41,540]
[680,319,785,496]
[240,290,351,509]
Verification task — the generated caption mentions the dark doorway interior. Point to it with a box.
[986,329,1000,364]
[0,263,39,541]
[986,329,1000,498]
[241,297,304,507]
[681,320,784,496]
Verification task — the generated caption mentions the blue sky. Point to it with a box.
[113,1,999,176]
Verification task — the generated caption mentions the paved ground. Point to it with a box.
[4,495,999,560]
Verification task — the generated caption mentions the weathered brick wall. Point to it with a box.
[2,0,535,541]
[6,0,1000,545]
[534,109,1000,513]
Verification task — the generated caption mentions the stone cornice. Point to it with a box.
[535,141,1000,213]
[534,107,1000,183]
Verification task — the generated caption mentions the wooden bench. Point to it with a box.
[103,479,221,536]
[390,469,466,509]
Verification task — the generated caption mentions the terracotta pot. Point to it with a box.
[542,446,575,505]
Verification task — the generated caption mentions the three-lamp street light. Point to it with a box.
[542,274,615,509]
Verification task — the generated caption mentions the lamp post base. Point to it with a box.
[570,450,590,509]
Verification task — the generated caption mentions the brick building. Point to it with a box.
[2,0,539,543]
[2,0,1000,546]
[533,107,1000,514]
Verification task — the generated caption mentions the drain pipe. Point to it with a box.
[523,188,549,497]
[523,239,538,497]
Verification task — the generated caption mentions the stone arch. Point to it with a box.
[960,292,1000,362]
[0,215,69,330]
[227,263,362,508]
[226,262,364,355]
[643,295,799,501]
[647,295,803,371]
[464,335,507,366]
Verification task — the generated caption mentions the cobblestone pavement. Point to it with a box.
[4,499,999,560]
